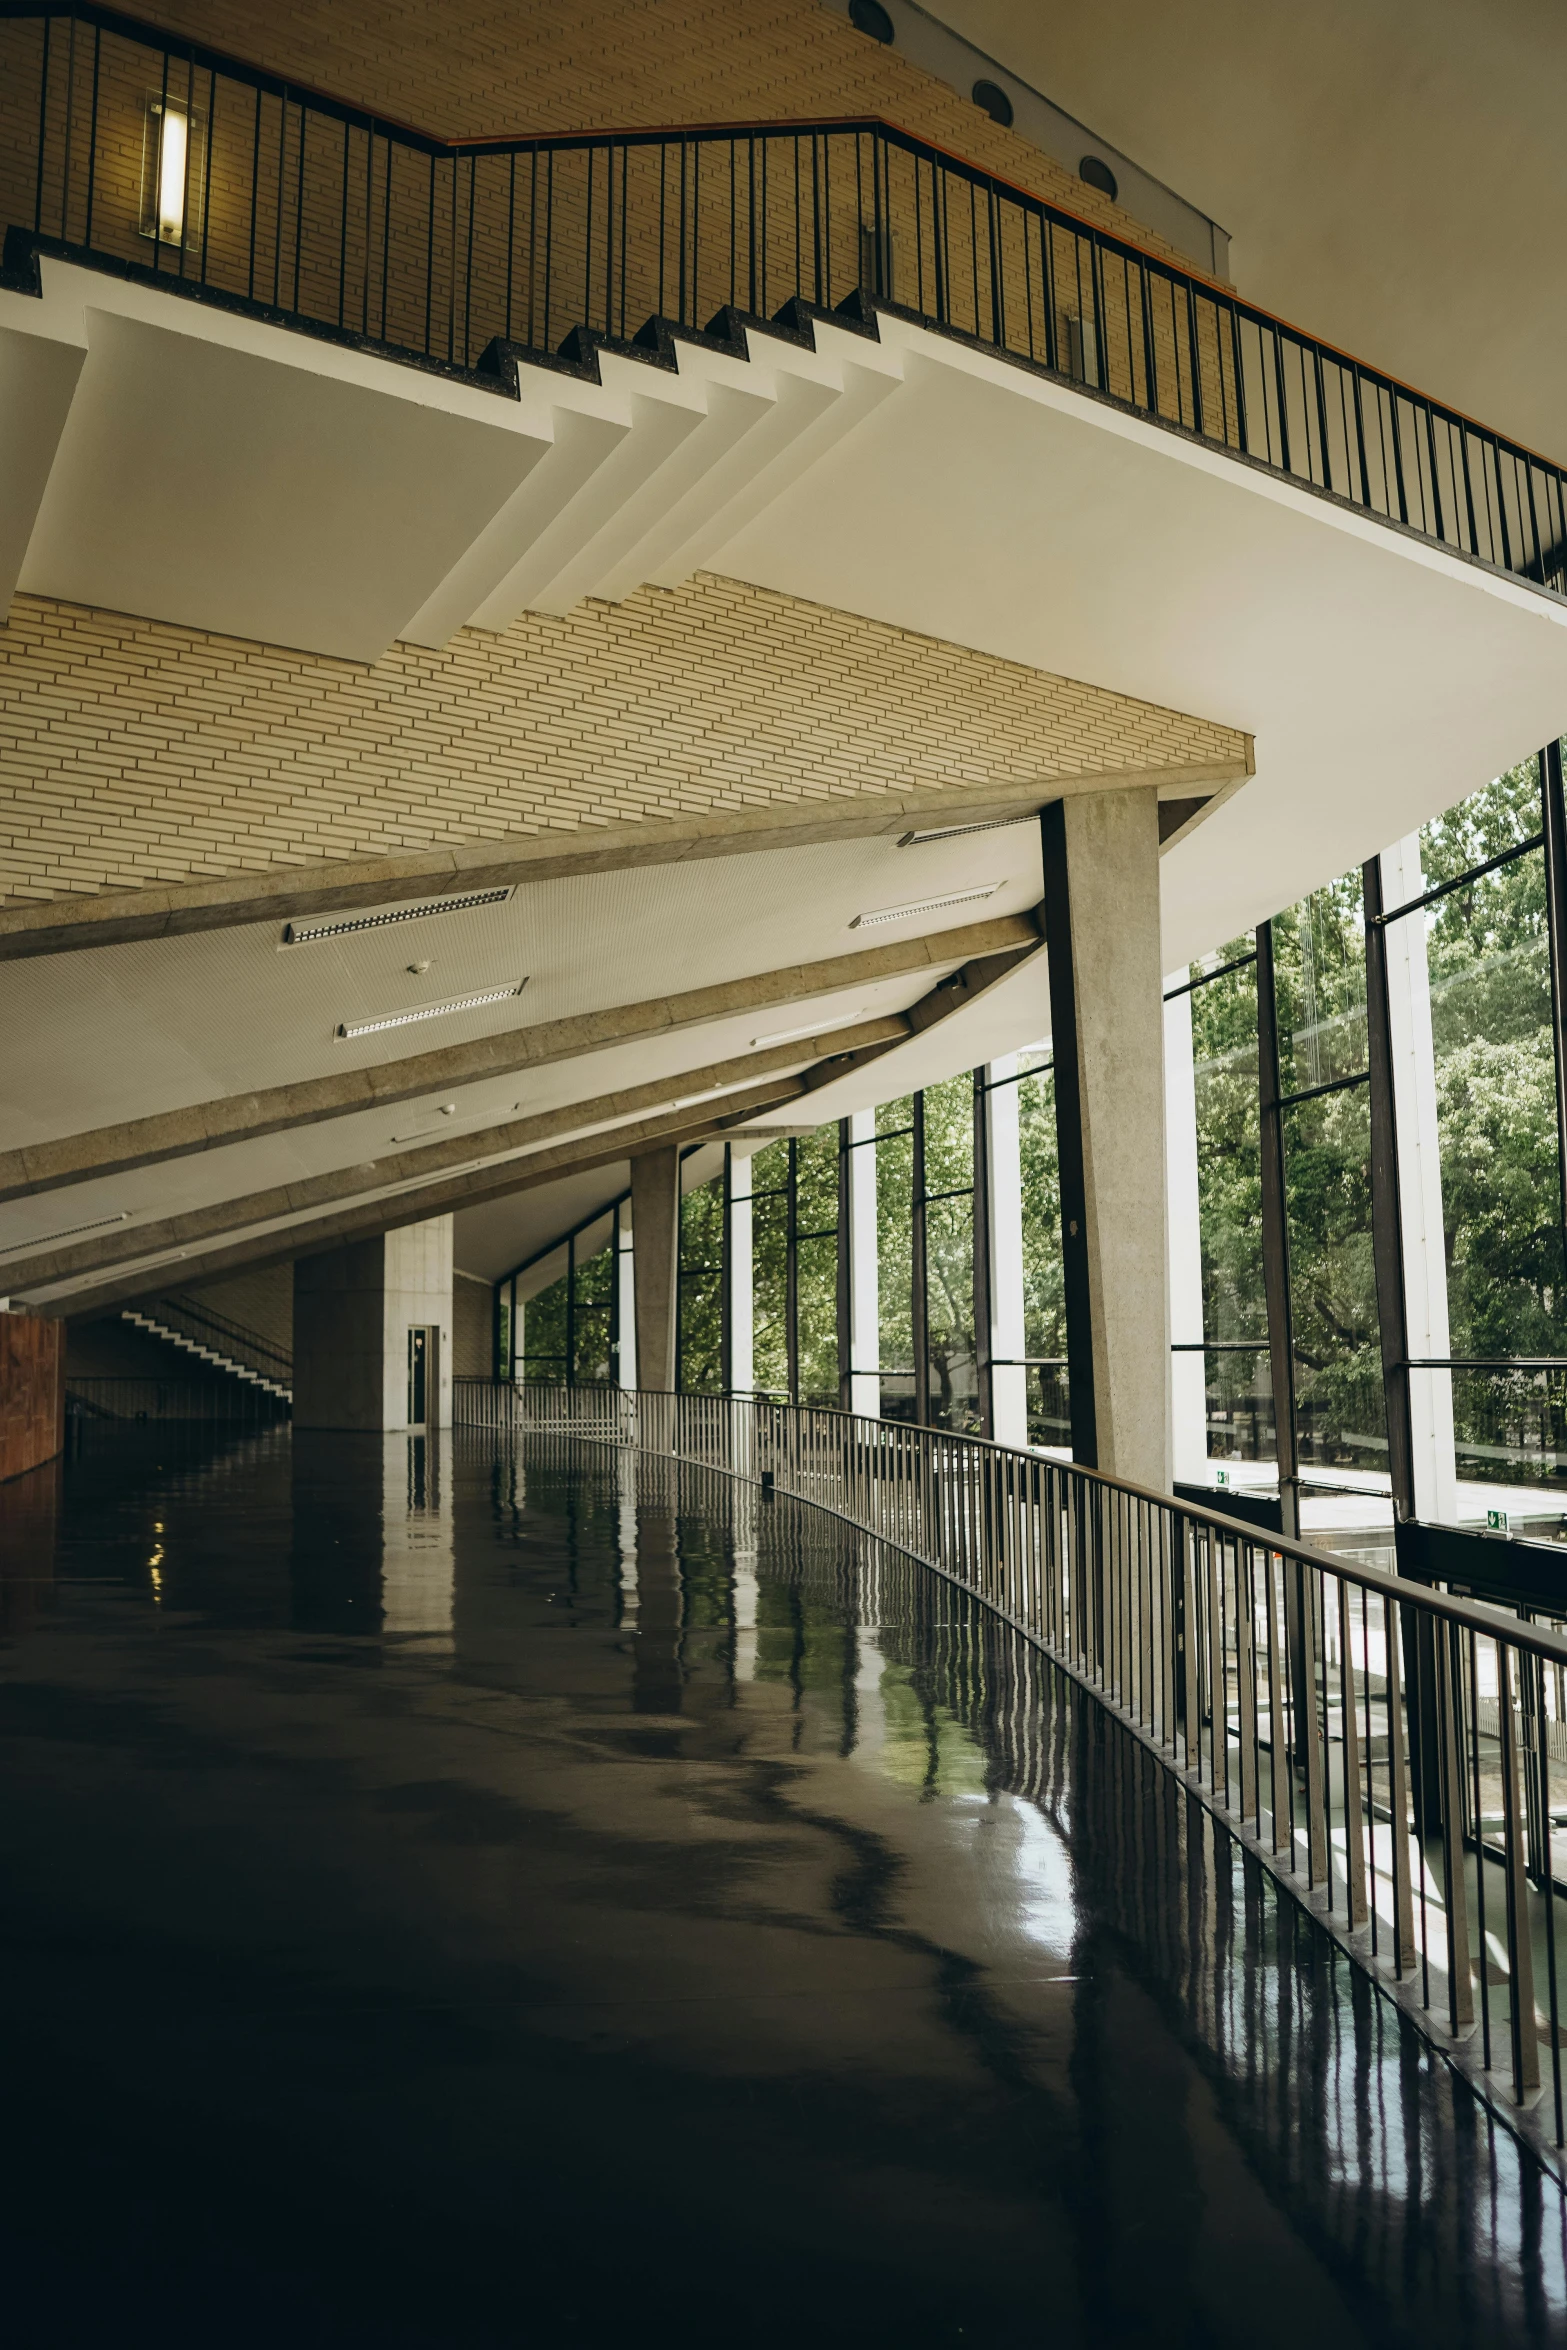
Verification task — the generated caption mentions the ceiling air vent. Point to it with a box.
[850,885,999,930]
[337,981,526,1040]
[283,887,513,946]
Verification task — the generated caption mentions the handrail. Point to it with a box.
[137,1293,292,1380]
[458,1377,1567,2177]
[2,3,1565,595]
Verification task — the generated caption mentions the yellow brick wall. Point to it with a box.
[113,0,1200,269]
[0,578,1247,904]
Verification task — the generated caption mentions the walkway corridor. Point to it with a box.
[0,1426,1562,2346]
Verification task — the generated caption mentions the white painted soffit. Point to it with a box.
[3,259,1565,969]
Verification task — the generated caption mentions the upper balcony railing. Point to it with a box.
[3,1,1565,598]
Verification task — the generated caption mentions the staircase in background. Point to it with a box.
[122,1297,293,1402]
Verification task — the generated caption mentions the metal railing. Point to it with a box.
[455,1376,1567,2175]
[66,1373,288,1422]
[134,1292,293,1388]
[2,2,1565,595]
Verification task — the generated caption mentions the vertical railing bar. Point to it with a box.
[83,19,102,250]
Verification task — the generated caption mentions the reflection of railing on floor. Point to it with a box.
[452,1373,1567,2181]
[3,4,1566,593]
[67,1375,289,1423]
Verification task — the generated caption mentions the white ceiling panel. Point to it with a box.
[1,827,1042,1148]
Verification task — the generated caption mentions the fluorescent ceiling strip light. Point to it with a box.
[751,1020,841,1049]
[285,887,513,946]
[850,885,999,930]
[0,1208,130,1258]
[898,815,1034,846]
[337,981,526,1040]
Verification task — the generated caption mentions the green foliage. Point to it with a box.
[678,1177,724,1393]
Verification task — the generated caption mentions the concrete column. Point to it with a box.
[727,1147,755,1396]
[1042,789,1171,1491]
[1381,835,1458,1524]
[983,1063,1028,1450]
[630,1146,680,1393]
[615,1199,637,1390]
[1163,981,1209,1484]
[846,1111,881,1419]
[293,1213,454,1432]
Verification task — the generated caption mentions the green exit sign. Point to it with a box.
[1215,1467,1231,1488]
[1487,1507,1510,1533]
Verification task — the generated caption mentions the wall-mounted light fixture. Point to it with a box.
[140,95,205,249]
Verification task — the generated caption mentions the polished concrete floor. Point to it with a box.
[0,1424,1563,2347]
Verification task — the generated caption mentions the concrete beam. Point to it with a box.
[0,764,1241,964]
[0,912,1041,1205]
[4,1009,912,1292]
[44,942,1037,1317]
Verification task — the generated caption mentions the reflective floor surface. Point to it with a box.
[0,1424,1563,2347]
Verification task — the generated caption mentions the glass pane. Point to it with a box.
[522,1271,568,1382]
[1419,755,1541,888]
[794,1124,838,1237]
[796,1231,839,1406]
[1418,840,1567,1362]
[1204,1345,1274,1461]
[676,1179,724,1393]
[752,1188,788,1397]
[1017,1064,1067,1448]
[573,1305,613,1387]
[575,1236,614,1307]
[1450,1367,1567,1502]
[926,1191,978,1432]
[876,1093,914,1138]
[1272,874,1368,1093]
[1189,949,1266,1348]
[1282,1080,1385,1470]
[877,1122,915,1420]
[922,1072,974,1194]
[748,1137,790,1197]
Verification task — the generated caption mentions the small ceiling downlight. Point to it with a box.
[337,981,527,1040]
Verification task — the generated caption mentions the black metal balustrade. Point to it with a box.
[3,1,1565,595]
[453,1375,1567,2180]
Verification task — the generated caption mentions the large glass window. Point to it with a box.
[876,1096,916,1421]
[794,1126,840,1407]
[677,1172,724,1394]
[750,1139,790,1400]
[1014,1051,1067,1448]
[1403,756,1567,1493]
[521,1264,569,1384]
[921,1075,978,1432]
[1270,874,1385,1474]
[1185,945,1271,1463]
[572,1235,615,1384]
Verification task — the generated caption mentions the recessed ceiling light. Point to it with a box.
[389,1102,520,1145]
[337,981,526,1040]
[850,885,999,929]
[283,886,513,946]
[899,815,1034,847]
[0,1208,130,1257]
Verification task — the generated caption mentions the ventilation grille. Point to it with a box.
[284,886,513,946]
